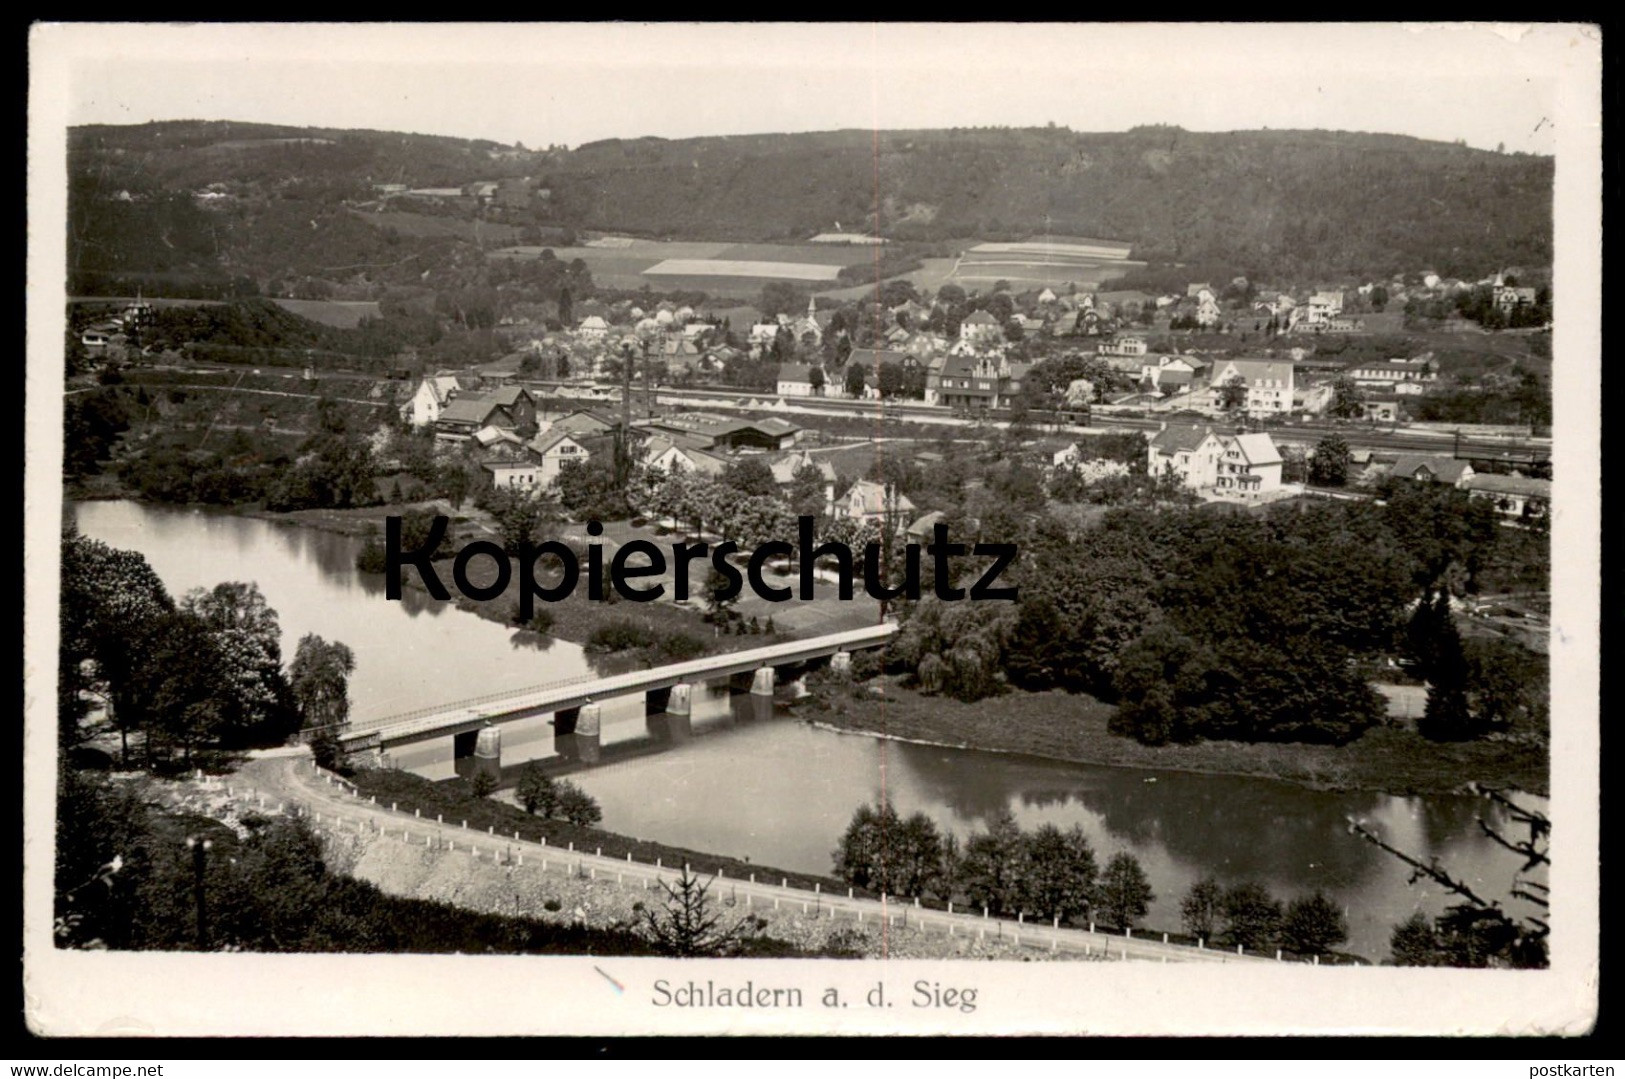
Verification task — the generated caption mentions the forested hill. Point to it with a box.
[547,127,1552,278]
[68,121,1552,283]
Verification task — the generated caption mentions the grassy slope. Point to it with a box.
[804,678,1548,798]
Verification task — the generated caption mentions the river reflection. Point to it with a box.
[69,500,1549,962]
[70,501,602,724]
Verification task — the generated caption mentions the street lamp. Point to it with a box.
[185,836,212,950]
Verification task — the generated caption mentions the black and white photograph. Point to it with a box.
[24,21,1600,1038]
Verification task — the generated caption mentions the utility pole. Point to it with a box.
[186,836,212,950]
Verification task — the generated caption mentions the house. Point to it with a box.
[1386,455,1475,488]
[1305,291,1344,325]
[527,430,592,487]
[770,450,837,514]
[434,397,513,442]
[1360,395,1402,423]
[1213,433,1283,497]
[643,436,728,479]
[905,510,947,543]
[1463,473,1551,519]
[776,363,821,398]
[1036,288,1058,306]
[1147,424,1228,488]
[933,353,1019,412]
[837,479,916,524]
[549,409,618,439]
[401,376,461,428]
[1205,358,1295,416]
[703,417,802,451]
[1098,335,1148,358]
[577,316,610,341]
[432,386,537,442]
[480,458,544,490]
[958,310,1005,349]
[1294,381,1335,416]
[1492,279,1539,311]
[1347,360,1438,395]
[473,425,527,451]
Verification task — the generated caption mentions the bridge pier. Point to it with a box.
[667,682,693,716]
[786,677,810,700]
[473,726,501,785]
[577,702,602,738]
[750,667,776,696]
[830,650,852,675]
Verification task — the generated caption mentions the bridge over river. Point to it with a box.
[336,623,898,774]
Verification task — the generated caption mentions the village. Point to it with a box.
[353,261,1550,529]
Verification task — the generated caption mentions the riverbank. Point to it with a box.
[803,677,1548,798]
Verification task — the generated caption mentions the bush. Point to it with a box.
[587,619,658,652]
[654,632,708,663]
[469,772,498,799]
[555,781,603,827]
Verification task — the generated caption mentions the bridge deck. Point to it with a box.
[341,623,897,749]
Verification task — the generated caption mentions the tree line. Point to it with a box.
[831,801,1350,956]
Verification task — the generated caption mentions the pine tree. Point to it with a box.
[1418,592,1475,741]
[639,867,762,957]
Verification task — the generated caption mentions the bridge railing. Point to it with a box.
[344,673,602,734]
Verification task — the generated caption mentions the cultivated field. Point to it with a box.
[71,296,383,329]
[353,210,524,244]
[489,239,871,292]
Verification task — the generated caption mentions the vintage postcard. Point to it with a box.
[24,22,1600,1038]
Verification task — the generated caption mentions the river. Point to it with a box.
[70,500,1547,961]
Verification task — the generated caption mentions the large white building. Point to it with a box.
[1148,424,1284,496]
[1206,359,1295,416]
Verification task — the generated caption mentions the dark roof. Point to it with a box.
[1149,424,1218,454]
[1389,456,1472,484]
[1465,473,1550,498]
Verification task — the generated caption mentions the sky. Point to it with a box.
[37,22,1588,155]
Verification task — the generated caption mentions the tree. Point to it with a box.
[1388,912,1444,966]
[639,867,764,957]
[132,610,232,764]
[1217,375,1248,412]
[1326,377,1365,420]
[721,458,778,498]
[1418,592,1476,741]
[844,362,867,399]
[485,487,551,554]
[1308,435,1352,487]
[1280,890,1349,956]
[288,634,356,739]
[179,582,289,743]
[705,565,738,624]
[1220,882,1283,950]
[787,463,830,523]
[469,771,498,799]
[1094,852,1154,930]
[1020,824,1097,924]
[1180,875,1224,943]
[515,761,557,816]
[959,809,1026,915]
